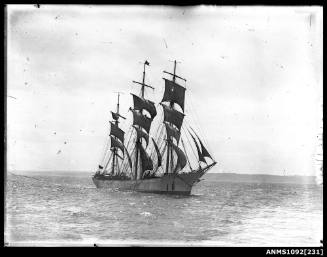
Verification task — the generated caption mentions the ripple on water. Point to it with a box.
[5,174,323,246]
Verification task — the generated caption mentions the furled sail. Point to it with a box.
[131,93,157,119]
[171,142,187,173]
[130,108,152,133]
[110,135,125,155]
[111,111,126,121]
[133,125,149,146]
[111,111,119,121]
[164,122,181,143]
[161,79,186,112]
[151,138,162,167]
[189,132,207,164]
[192,129,213,160]
[161,104,185,130]
[139,144,153,175]
[110,122,125,143]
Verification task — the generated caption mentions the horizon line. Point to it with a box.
[6,170,316,177]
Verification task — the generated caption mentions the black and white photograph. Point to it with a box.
[4,5,323,247]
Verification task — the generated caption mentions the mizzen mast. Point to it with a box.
[97,91,131,177]
[110,92,126,175]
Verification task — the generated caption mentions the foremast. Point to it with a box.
[160,60,217,175]
[161,60,187,175]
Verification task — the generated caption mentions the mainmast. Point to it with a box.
[130,60,157,180]
[133,60,154,98]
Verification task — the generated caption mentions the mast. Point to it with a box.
[164,61,177,174]
[133,60,154,98]
[103,91,127,177]
[141,61,146,97]
[137,62,145,178]
[169,61,176,173]
[111,92,120,175]
[162,60,187,174]
[131,60,156,180]
[134,142,139,179]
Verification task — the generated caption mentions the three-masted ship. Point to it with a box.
[92,60,217,195]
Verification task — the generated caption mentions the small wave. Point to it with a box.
[140,211,152,217]
[191,193,205,197]
[173,221,184,228]
[202,228,229,236]
[220,219,234,224]
[63,207,89,217]
[72,211,88,217]
[81,187,96,189]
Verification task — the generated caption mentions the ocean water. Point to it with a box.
[5,172,323,246]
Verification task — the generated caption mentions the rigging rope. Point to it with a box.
[181,126,197,161]
[99,133,111,167]
[181,138,193,171]
[187,92,214,155]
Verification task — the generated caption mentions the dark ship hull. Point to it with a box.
[92,163,216,195]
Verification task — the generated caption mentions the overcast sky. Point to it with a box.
[6,5,323,176]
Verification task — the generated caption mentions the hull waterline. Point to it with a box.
[92,162,216,196]
[92,174,192,195]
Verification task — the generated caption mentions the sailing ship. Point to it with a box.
[92,60,217,195]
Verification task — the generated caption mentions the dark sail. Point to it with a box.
[151,138,162,167]
[110,135,125,155]
[111,111,119,120]
[171,142,187,173]
[139,144,153,175]
[131,94,157,119]
[161,79,186,112]
[133,125,149,146]
[164,122,181,143]
[130,108,152,133]
[110,121,125,143]
[161,104,185,130]
[111,111,125,121]
[192,129,213,160]
[189,132,207,164]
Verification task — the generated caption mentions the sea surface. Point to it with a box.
[5,172,323,246]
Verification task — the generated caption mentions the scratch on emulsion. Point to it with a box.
[163,39,168,48]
